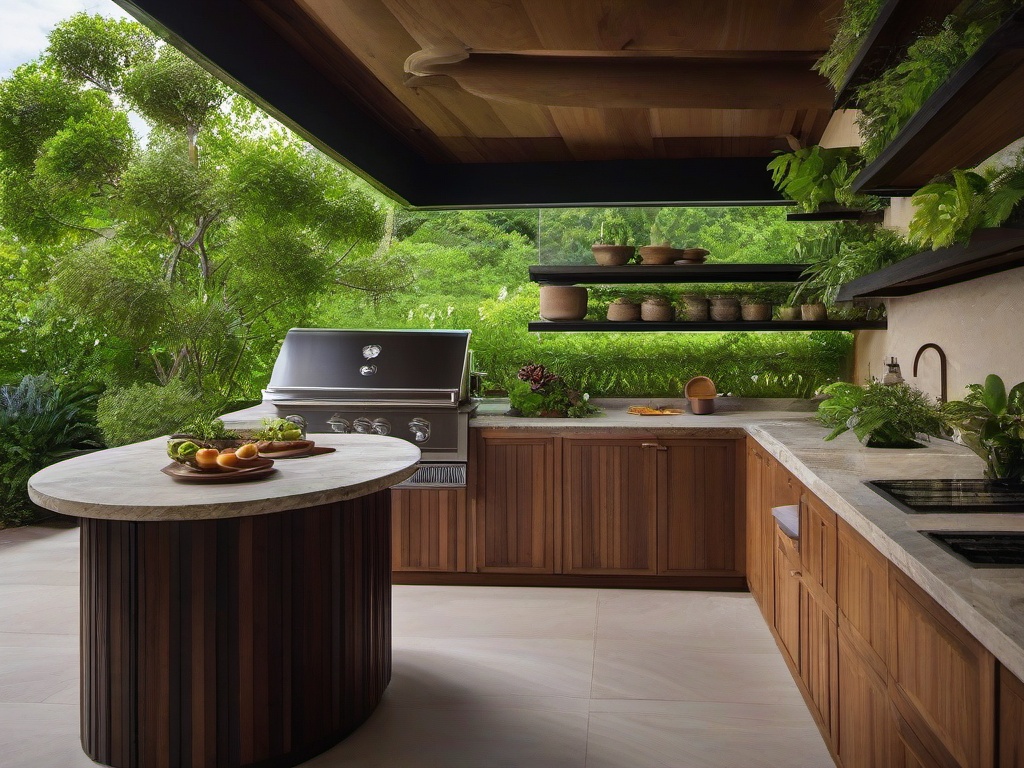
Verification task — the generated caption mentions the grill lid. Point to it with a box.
[266,329,471,405]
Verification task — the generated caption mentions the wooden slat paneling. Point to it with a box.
[801,585,839,746]
[838,520,888,678]
[391,488,466,572]
[838,628,892,768]
[774,528,802,671]
[1001,665,1024,768]
[800,491,838,605]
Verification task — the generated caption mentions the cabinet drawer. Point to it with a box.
[391,488,466,572]
[773,526,801,671]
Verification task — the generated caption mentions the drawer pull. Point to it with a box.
[790,570,802,577]
[641,443,667,451]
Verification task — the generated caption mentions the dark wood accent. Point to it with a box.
[561,438,658,574]
[838,520,889,679]
[657,439,743,575]
[472,431,556,573]
[1000,665,1024,768]
[529,320,887,332]
[391,570,747,590]
[839,627,892,768]
[837,228,1024,301]
[80,492,392,768]
[888,566,996,768]
[833,0,963,107]
[852,11,1024,195]
[530,263,808,286]
[774,526,802,671]
[786,208,885,223]
[391,488,467,572]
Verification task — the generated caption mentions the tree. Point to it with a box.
[0,14,392,398]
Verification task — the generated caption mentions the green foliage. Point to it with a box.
[817,380,943,448]
[814,0,886,89]
[175,417,237,441]
[46,13,155,93]
[508,364,597,418]
[595,209,633,245]
[943,375,1024,482]
[767,146,877,213]
[0,375,103,526]
[97,379,215,447]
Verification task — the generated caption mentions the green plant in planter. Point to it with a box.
[942,375,1024,483]
[767,146,877,212]
[649,223,670,246]
[814,0,887,89]
[595,211,632,246]
[508,363,599,418]
[817,380,943,448]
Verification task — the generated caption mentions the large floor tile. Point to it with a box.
[591,637,797,703]
[392,585,598,639]
[0,633,78,703]
[0,702,96,768]
[0,584,79,635]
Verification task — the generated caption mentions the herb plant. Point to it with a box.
[942,374,1024,483]
[767,146,877,213]
[176,416,238,441]
[817,380,943,448]
[508,363,598,418]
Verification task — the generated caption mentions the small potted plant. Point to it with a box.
[641,295,674,322]
[638,223,683,265]
[709,294,740,322]
[778,302,801,321]
[942,374,1024,484]
[539,285,589,320]
[507,364,600,418]
[678,293,709,321]
[740,291,772,322]
[591,216,635,266]
[607,296,641,321]
[816,380,943,448]
[801,293,828,322]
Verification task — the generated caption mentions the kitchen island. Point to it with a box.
[27,434,420,768]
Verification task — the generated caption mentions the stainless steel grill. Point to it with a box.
[263,329,475,485]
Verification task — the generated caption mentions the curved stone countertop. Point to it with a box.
[28,433,420,522]
[472,399,1024,682]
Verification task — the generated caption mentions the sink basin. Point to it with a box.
[924,531,1024,567]
[866,479,1024,514]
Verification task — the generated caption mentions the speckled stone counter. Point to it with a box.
[27,434,420,768]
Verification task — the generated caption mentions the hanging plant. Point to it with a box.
[814,0,887,89]
[767,146,879,213]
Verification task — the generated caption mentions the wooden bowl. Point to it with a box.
[638,246,685,265]
[684,375,717,399]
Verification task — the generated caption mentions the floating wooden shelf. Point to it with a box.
[528,320,887,333]
[786,208,885,223]
[837,227,1024,299]
[529,264,808,286]
[833,0,962,108]
[852,10,1024,195]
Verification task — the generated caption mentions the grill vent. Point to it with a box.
[398,463,467,488]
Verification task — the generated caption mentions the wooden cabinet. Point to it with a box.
[800,491,838,604]
[1000,666,1024,768]
[472,432,556,573]
[561,438,657,574]
[745,441,768,605]
[801,583,839,743]
[838,520,888,677]
[391,488,467,572]
[773,526,801,671]
[838,629,891,768]
[888,567,996,768]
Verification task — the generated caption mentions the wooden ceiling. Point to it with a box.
[116,0,844,207]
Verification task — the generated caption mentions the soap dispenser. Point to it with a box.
[882,357,904,386]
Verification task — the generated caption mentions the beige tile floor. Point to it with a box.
[0,520,834,767]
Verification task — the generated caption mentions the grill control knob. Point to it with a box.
[362,344,381,359]
[359,365,377,376]
[353,417,373,434]
[408,418,431,443]
[371,418,391,436]
[327,415,351,434]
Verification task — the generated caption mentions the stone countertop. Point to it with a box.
[27,434,420,522]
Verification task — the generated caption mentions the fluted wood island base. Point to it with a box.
[28,434,421,768]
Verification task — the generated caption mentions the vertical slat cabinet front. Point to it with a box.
[800,492,838,604]
[773,527,802,672]
[391,488,466,572]
[1000,665,1024,768]
[838,630,892,768]
[658,439,741,575]
[562,438,657,574]
[801,583,839,748]
[745,441,765,603]
[473,432,556,573]
[837,520,889,678]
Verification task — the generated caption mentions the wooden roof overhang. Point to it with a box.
[114,0,842,208]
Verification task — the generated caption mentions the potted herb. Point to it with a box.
[778,302,801,321]
[678,293,709,321]
[592,215,635,266]
[800,293,827,322]
[641,295,674,322]
[740,292,772,322]
[817,380,943,448]
[171,417,240,449]
[709,295,740,322]
[607,296,640,321]
[942,375,1024,484]
[638,223,682,265]
[507,364,599,418]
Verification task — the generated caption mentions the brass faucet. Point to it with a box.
[912,343,947,403]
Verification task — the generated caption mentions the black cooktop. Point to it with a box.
[866,479,1024,514]
[924,531,1024,567]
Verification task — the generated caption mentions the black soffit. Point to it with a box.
[113,0,788,209]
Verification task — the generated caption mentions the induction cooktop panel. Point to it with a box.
[866,479,1024,514]
[924,531,1024,567]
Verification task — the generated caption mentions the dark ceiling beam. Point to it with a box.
[113,0,788,209]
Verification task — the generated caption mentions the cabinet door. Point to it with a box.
[658,439,741,574]
[801,585,839,745]
[1001,665,1024,768]
[773,527,801,671]
[838,520,888,677]
[838,628,891,768]
[562,438,657,574]
[473,433,555,573]
[746,442,765,602]
[391,488,466,572]
[888,567,996,768]
[801,492,838,604]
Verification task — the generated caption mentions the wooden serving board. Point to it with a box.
[628,406,683,416]
[161,459,276,483]
[257,440,318,459]
[269,446,337,460]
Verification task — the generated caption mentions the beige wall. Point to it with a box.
[853,267,1024,400]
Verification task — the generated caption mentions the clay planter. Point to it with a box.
[741,302,772,322]
[539,286,588,321]
[591,244,635,266]
[801,302,827,321]
[641,298,674,322]
[778,306,801,321]
[679,295,709,321]
[689,398,716,415]
[638,245,685,265]
[709,296,740,322]
[607,299,641,321]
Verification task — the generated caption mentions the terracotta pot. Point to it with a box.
[607,300,641,321]
[679,295,709,321]
[778,306,801,321]
[591,244,635,266]
[638,245,685,265]
[709,297,740,322]
[539,286,588,321]
[741,303,772,322]
[689,398,715,415]
[801,302,827,321]
[641,299,674,322]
